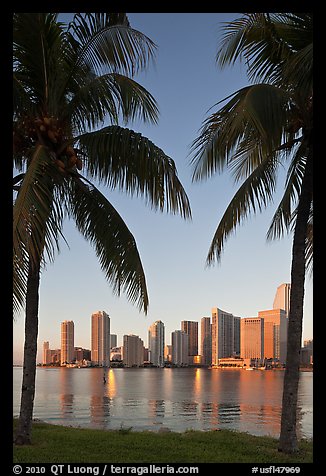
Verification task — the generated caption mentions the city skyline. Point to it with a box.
[13,13,313,365]
[16,281,312,365]
[37,282,307,368]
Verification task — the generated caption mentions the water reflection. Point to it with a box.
[90,395,111,428]
[12,367,313,438]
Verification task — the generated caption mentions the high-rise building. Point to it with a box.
[61,320,74,365]
[200,317,212,365]
[240,317,264,362]
[273,283,291,317]
[122,334,144,367]
[110,334,117,348]
[43,341,50,365]
[91,310,110,367]
[148,320,165,367]
[181,320,198,364]
[164,344,172,363]
[258,309,288,364]
[211,308,240,365]
[171,330,189,366]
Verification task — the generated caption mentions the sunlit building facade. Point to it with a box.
[258,309,288,364]
[181,320,198,364]
[200,317,212,366]
[273,283,291,318]
[211,308,241,365]
[60,320,75,365]
[43,341,50,365]
[240,317,264,362]
[171,330,189,366]
[148,320,165,367]
[91,310,110,367]
[122,334,144,367]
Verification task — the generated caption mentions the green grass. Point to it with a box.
[13,419,313,463]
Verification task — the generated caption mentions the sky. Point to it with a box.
[13,13,313,364]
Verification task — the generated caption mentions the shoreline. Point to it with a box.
[13,364,313,372]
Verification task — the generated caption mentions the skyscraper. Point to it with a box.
[200,317,212,365]
[211,308,240,365]
[148,320,165,367]
[122,334,144,367]
[181,320,198,364]
[258,309,288,364]
[43,341,50,365]
[273,283,291,317]
[240,317,264,362]
[61,320,74,365]
[171,330,189,366]
[91,310,110,367]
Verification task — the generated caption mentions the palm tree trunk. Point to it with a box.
[14,258,40,445]
[279,147,313,453]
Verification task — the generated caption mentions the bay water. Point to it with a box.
[13,367,312,439]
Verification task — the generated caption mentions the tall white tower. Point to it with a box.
[61,320,74,365]
[91,311,110,367]
[148,320,165,367]
[273,283,291,317]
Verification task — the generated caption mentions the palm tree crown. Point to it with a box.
[13,13,191,315]
[190,13,312,267]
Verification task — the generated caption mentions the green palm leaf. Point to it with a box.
[191,84,288,183]
[68,176,149,313]
[206,156,278,265]
[77,126,191,219]
[67,13,156,76]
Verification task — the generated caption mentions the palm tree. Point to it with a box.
[13,12,191,445]
[190,13,312,453]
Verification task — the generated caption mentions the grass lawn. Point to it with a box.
[13,419,312,464]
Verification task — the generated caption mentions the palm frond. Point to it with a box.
[67,13,156,77]
[77,126,191,219]
[206,156,278,265]
[66,73,159,133]
[217,13,312,86]
[190,84,288,182]
[267,142,307,241]
[68,176,149,313]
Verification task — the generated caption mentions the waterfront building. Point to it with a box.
[171,330,189,366]
[273,283,291,318]
[301,339,313,366]
[110,334,117,348]
[258,309,288,364]
[181,320,198,364]
[200,317,212,365]
[148,320,165,367]
[233,316,241,356]
[91,310,110,367]
[74,347,91,363]
[211,308,241,365]
[60,320,75,365]
[240,317,264,364]
[164,344,172,363]
[43,341,50,365]
[122,334,144,367]
[110,346,122,361]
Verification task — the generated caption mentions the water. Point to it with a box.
[13,367,313,439]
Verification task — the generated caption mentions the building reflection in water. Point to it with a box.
[106,369,117,399]
[59,368,75,422]
[35,367,311,436]
[238,370,282,437]
[90,395,111,428]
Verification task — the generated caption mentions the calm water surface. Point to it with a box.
[13,367,312,438]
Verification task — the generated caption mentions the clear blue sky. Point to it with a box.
[13,13,313,364]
